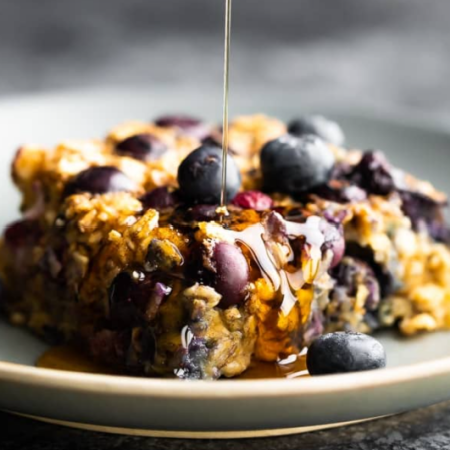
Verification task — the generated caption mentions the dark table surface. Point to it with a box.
[2,1,450,448]
[3,403,450,450]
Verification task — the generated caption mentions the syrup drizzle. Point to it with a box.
[220,0,232,211]
[215,1,327,313]
[208,214,326,315]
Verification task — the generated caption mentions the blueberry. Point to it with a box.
[202,133,239,156]
[307,332,386,375]
[330,257,381,312]
[399,190,449,242]
[261,134,335,196]
[140,187,177,211]
[288,115,345,147]
[320,221,345,268]
[108,271,171,328]
[155,115,211,140]
[177,145,241,204]
[188,204,219,221]
[177,335,210,379]
[210,242,249,308]
[312,182,367,204]
[116,133,167,161]
[201,135,221,147]
[4,219,42,248]
[350,151,394,196]
[155,115,201,129]
[345,242,395,298]
[64,166,136,197]
[184,245,215,286]
[109,272,147,326]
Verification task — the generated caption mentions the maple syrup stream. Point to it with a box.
[219,0,232,212]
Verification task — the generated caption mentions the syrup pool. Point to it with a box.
[36,346,309,379]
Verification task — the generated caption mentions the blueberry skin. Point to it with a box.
[211,242,249,308]
[189,204,219,221]
[116,133,167,161]
[4,219,42,248]
[64,166,136,197]
[307,332,386,375]
[261,134,335,195]
[350,151,395,196]
[155,115,202,129]
[140,187,177,211]
[320,220,345,268]
[177,145,241,204]
[288,115,345,147]
[155,115,211,140]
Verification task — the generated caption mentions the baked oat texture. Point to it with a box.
[1,114,450,379]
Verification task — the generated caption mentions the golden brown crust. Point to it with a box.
[2,113,450,379]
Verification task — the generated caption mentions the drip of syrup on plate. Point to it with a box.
[219,0,232,219]
[36,345,118,375]
[36,345,309,379]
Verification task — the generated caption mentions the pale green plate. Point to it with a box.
[0,88,450,437]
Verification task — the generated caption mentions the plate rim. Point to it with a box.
[1,350,450,399]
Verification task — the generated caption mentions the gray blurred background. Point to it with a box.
[1,0,450,120]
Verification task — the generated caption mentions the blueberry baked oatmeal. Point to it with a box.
[1,114,449,379]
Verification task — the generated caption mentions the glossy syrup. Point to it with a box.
[219,0,232,211]
[36,215,323,379]
[223,215,325,315]
[36,345,309,379]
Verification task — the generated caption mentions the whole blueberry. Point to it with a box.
[210,242,249,308]
[307,332,386,375]
[177,145,241,204]
[116,133,167,161]
[140,187,177,211]
[261,134,335,196]
[288,115,345,147]
[64,166,136,197]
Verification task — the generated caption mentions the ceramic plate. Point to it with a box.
[1,88,450,438]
